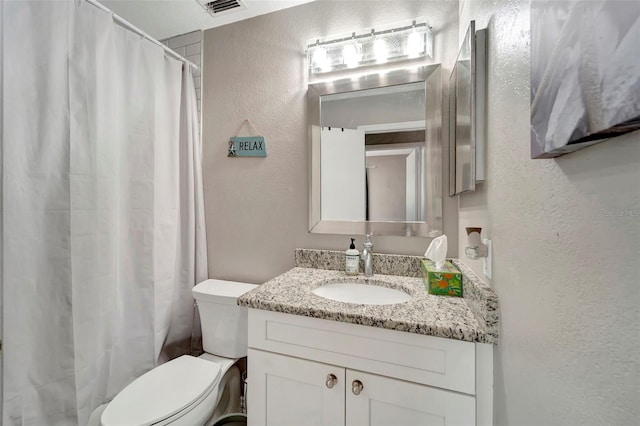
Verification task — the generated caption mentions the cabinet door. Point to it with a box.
[345,370,476,426]
[248,349,345,426]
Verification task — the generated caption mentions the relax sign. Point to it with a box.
[228,136,267,157]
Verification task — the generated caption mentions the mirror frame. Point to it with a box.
[308,65,443,237]
[450,20,476,195]
[449,21,487,196]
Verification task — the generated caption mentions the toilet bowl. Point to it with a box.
[94,279,258,426]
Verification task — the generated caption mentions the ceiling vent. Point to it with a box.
[200,0,247,16]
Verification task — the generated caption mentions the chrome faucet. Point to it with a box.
[362,234,374,276]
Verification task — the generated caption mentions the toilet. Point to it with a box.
[96,279,258,426]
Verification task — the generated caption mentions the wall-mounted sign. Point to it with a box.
[228,136,267,157]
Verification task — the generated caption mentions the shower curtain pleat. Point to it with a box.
[159,65,209,364]
[1,1,207,424]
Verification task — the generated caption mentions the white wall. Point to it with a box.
[202,0,459,284]
[458,0,640,424]
[322,87,425,129]
[366,155,407,221]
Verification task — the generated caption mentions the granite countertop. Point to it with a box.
[238,250,499,344]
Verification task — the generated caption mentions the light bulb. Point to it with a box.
[373,38,388,64]
[406,31,424,58]
[342,43,360,68]
[312,47,329,71]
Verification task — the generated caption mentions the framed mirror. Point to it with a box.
[449,21,486,196]
[308,65,442,237]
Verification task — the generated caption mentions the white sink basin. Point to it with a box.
[312,282,411,305]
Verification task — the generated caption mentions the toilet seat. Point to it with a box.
[101,355,222,426]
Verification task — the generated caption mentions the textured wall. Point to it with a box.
[458,0,640,424]
[202,0,459,284]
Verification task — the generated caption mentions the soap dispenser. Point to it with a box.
[345,238,360,275]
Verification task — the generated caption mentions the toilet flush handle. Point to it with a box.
[351,380,364,395]
[325,374,338,389]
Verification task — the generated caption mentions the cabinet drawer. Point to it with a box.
[248,309,475,394]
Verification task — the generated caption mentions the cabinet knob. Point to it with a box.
[325,373,338,389]
[351,379,364,395]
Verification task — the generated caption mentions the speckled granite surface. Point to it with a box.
[453,259,500,344]
[295,248,423,277]
[239,251,500,344]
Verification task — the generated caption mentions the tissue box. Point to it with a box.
[421,260,463,297]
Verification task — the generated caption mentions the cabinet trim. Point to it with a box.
[475,343,494,425]
[249,309,476,394]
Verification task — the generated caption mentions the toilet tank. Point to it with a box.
[192,279,259,358]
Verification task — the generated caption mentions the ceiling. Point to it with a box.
[99,0,316,40]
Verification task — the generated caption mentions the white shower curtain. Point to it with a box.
[1,1,208,424]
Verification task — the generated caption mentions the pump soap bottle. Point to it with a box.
[345,238,360,275]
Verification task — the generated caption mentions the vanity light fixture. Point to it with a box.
[307,18,433,76]
[373,37,388,64]
[406,29,425,58]
[341,34,362,69]
[311,46,330,73]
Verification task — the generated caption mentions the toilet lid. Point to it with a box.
[101,355,222,426]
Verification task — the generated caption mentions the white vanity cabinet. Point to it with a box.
[247,309,493,426]
[250,350,475,426]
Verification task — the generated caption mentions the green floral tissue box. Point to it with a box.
[421,259,463,297]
